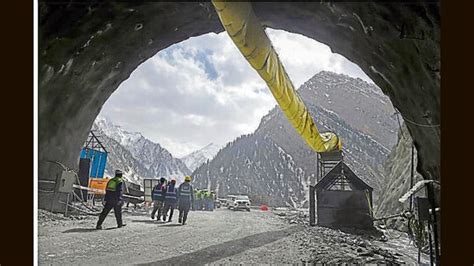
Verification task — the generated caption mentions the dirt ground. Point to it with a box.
[38,207,428,265]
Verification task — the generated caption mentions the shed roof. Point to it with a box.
[315,161,373,191]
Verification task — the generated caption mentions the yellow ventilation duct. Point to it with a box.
[212,1,342,152]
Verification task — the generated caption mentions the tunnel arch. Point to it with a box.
[38,2,440,211]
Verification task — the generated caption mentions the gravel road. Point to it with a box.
[39,208,301,265]
[38,207,427,265]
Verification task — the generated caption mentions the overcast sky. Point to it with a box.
[98,28,373,158]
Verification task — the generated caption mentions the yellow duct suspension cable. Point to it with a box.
[212,1,342,152]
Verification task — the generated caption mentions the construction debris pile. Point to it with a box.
[273,208,309,226]
[38,209,92,226]
[272,207,427,264]
[295,226,405,264]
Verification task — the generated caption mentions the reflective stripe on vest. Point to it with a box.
[152,184,164,197]
[106,178,122,191]
[165,185,177,199]
[180,184,192,197]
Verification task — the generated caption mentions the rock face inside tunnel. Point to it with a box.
[38,2,439,212]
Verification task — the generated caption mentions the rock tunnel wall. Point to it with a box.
[38,2,440,211]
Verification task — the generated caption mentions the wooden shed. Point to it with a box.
[315,161,374,229]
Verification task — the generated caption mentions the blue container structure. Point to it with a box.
[80,148,108,178]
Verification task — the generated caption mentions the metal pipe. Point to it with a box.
[71,191,101,213]
[38,179,56,184]
[58,201,100,216]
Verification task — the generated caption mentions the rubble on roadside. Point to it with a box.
[298,226,405,264]
[272,208,411,264]
[272,208,309,226]
[38,209,93,226]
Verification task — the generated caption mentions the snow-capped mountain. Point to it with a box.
[93,117,191,184]
[180,143,222,172]
[99,135,149,185]
[192,71,398,207]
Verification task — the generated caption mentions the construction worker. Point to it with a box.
[151,177,167,221]
[177,175,194,225]
[210,191,216,211]
[200,190,206,211]
[206,190,213,211]
[202,190,208,211]
[162,178,178,222]
[195,189,202,211]
[201,190,207,211]
[96,169,126,229]
[199,189,205,210]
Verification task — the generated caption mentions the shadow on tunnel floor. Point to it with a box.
[62,228,98,233]
[62,226,125,233]
[138,225,303,265]
[131,219,167,224]
[161,223,182,227]
[131,219,182,226]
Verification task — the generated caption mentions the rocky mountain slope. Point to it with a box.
[180,143,221,172]
[92,117,191,184]
[374,123,424,219]
[192,71,398,207]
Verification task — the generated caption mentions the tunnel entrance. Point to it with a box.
[38,1,439,226]
[80,25,396,208]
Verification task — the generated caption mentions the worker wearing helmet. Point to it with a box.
[150,177,167,221]
[162,178,178,222]
[195,189,202,211]
[96,169,126,229]
[177,176,194,225]
[204,190,211,211]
